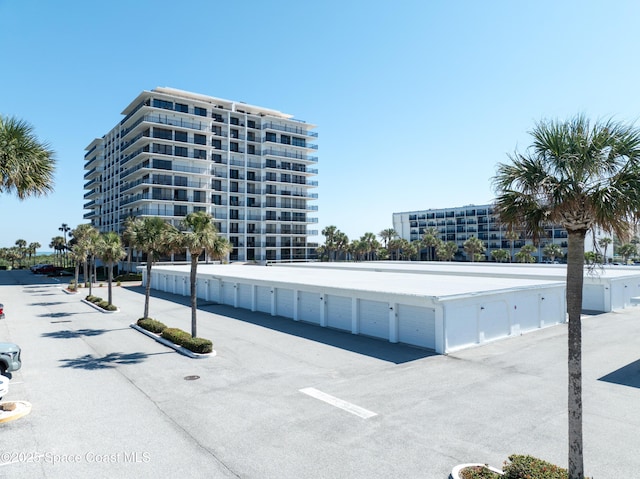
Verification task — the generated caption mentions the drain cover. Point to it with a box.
[184,375,200,381]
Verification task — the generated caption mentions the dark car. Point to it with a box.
[33,264,61,274]
[0,303,4,319]
[0,342,21,377]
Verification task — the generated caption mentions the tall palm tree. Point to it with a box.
[334,231,349,262]
[378,228,397,250]
[27,242,40,266]
[436,241,458,261]
[210,235,232,263]
[463,236,485,262]
[491,249,510,263]
[125,217,179,320]
[515,244,537,263]
[179,211,219,338]
[421,227,440,262]
[59,223,70,267]
[360,232,378,261]
[597,236,612,265]
[49,236,65,266]
[321,225,338,261]
[14,239,26,267]
[70,224,99,291]
[617,243,636,264]
[504,229,519,262]
[543,243,564,263]
[0,115,55,198]
[96,232,126,306]
[493,114,640,479]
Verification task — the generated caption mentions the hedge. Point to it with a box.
[460,455,589,479]
[161,327,213,354]
[137,318,167,334]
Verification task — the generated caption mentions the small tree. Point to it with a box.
[463,237,485,262]
[618,243,636,264]
[491,249,510,263]
[543,243,564,263]
[96,232,126,306]
[515,244,537,263]
[436,241,458,261]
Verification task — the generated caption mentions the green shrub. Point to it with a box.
[461,465,501,479]
[182,337,213,354]
[115,273,142,282]
[160,327,213,354]
[137,318,167,334]
[503,455,575,479]
[85,295,98,302]
[97,300,109,309]
[104,304,118,311]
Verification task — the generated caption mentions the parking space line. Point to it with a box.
[299,387,377,419]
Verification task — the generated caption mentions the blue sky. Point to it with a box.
[2,0,640,251]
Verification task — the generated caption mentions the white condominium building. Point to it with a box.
[393,204,611,262]
[83,87,318,262]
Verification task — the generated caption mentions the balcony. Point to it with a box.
[262,121,318,138]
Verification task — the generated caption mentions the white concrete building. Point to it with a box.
[84,87,318,262]
[393,204,612,262]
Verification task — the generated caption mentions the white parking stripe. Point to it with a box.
[299,387,377,419]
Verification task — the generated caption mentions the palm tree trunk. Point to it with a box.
[190,255,198,338]
[144,261,153,319]
[567,230,585,479]
[107,262,113,305]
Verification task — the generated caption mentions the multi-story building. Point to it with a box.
[393,204,611,262]
[84,87,318,262]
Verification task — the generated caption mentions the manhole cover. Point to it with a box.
[184,375,200,381]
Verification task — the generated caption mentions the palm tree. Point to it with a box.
[121,216,136,273]
[378,228,397,250]
[58,223,70,266]
[463,237,485,262]
[14,239,26,267]
[49,236,65,266]
[210,235,232,263]
[617,243,636,264]
[421,227,440,261]
[597,237,613,265]
[491,249,510,263]
[321,225,338,261]
[436,241,458,261]
[0,115,55,199]
[27,242,40,266]
[515,244,537,263]
[504,229,519,262]
[493,114,640,479]
[179,211,219,338]
[334,231,349,262]
[70,224,99,291]
[543,243,564,263]
[125,217,179,320]
[95,232,126,306]
[360,232,378,261]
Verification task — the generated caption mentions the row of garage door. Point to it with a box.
[181,277,437,349]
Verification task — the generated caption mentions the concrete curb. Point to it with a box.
[450,463,504,478]
[129,324,216,359]
[0,401,32,424]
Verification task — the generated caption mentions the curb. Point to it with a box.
[450,464,504,478]
[129,324,216,359]
[0,401,32,424]
[81,299,120,314]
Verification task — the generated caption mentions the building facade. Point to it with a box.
[393,204,611,262]
[84,87,318,262]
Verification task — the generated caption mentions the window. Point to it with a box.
[212,154,222,163]
[230,117,239,125]
[281,135,291,145]
[194,106,207,117]
[230,223,239,233]
[247,120,256,128]
[230,142,239,152]
[175,130,187,142]
[266,211,277,220]
[247,131,255,142]
[174,205,187,216]
[194,191,205,203]
[153,144,172,155]
[212,139,222,149]
[174,176,187,186]
[230,129,239,139]
[174,189,188,201]
[212,180,222,190]
[153,174,172,185]
[292,137,306,147]
[247,171,256,181]
[247,197,256,207]
[152,187,171,200]
[266,172,277,181]
[174,146,188,157]
[230,196,239,206]
[213,113,224,122]
[230,169,239,179]
[230,181,238,192]
[247,224,256,233]
[265,132,276,142]
[230,209,239,220]
[152,159,172,170]
[152,99,173,110]
[194,149,207,159]
[266,159,276,168]
[194,206,206,212]
[194,133,206,145]
[175,103,188,113]
[212,194,222,205]
[152,128,173,140]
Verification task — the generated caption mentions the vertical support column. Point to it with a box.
[233,283,239,308]
[351,297,359,334]
[320,295,327,327]
[389,302,398,343]
[434,305,445,354]
[293,289,299,321]
[251,284,257,312]
[271,288,276,316]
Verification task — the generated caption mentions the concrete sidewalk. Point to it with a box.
[1,269,639,478]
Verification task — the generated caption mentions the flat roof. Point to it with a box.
[152,263,563,301]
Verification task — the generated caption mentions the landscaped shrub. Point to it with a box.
[503,455,576,479]
[104,304,118,312]
[115,273,142,282]
[97,300,109,309]
[182,337,213,354]
[160,327,213,354]
[461,465,501,479]
[85,295,99,303]
[137,318,167,334]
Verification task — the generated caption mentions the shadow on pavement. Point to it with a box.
[42,328,123,339]
[59,352,149,370]
[37,311,79,319]
[31,301,66,307]
[599,359,640,389]
[124,285,437,364]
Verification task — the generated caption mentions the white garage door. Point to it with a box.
[478,301,509,342]
[209,279,221,303]
[196,279,207,300]
[359,299,389,340]
[238,283,252,310]
[540,292,563,326]
[256,286,272,314]
[298,291,321,324]
[397,304,435,349]
[222,281,235,306]
[513,295,538,332]
[275,288,294,319]
[326,294,352,331]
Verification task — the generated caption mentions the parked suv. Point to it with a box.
[0,343,21,376]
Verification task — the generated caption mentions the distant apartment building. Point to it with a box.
[83,87,318,262]
[393,204,611,262]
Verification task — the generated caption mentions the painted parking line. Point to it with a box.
[299,387,377,419]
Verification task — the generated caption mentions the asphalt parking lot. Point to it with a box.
[1,269,639,478]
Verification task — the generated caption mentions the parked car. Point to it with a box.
[30,263,47,272]
[0,374,7,399]
[0,343,22,377]
[33,264,61,275]
[0,303,4,320]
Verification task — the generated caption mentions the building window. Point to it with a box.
[194,149,207,159]
[247,171,256,181]
[230,129,239,139]
[174,176,187,186]
[152,158,172,170]
[247,120,256,129]
[174,146,188,157]
[230,196,239,206]
[265,132,276,142]
[212,194,222,205]
[292,137,306,147]
[230,223,239,233]
[281,135,291,145]
[230,209,239,220]
[212,139,222,149]
[152,128,173,140]
[194,206,206,212]
[213,113,224,123]
[266,159,277,168]
[212,180,222,190]
[175,103,188,113]
[212,154,222,163]
[193,133,206,145]
[247,144,255,155]
[174,205,187,216]
[153,144,173,155]
[175,130,187,142]
[194,190,205,203]
[230,117,239,125]
[230,169,239,179]
[174,189,188,201]
[152,99,173,110]
[194,106,207,117]
[153,174,172,185]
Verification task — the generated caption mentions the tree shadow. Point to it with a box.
[598,359,640,389]
[42,329,112,339]
[37,311,78,319]
[31,301,66,306]
[59,352,148,370]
